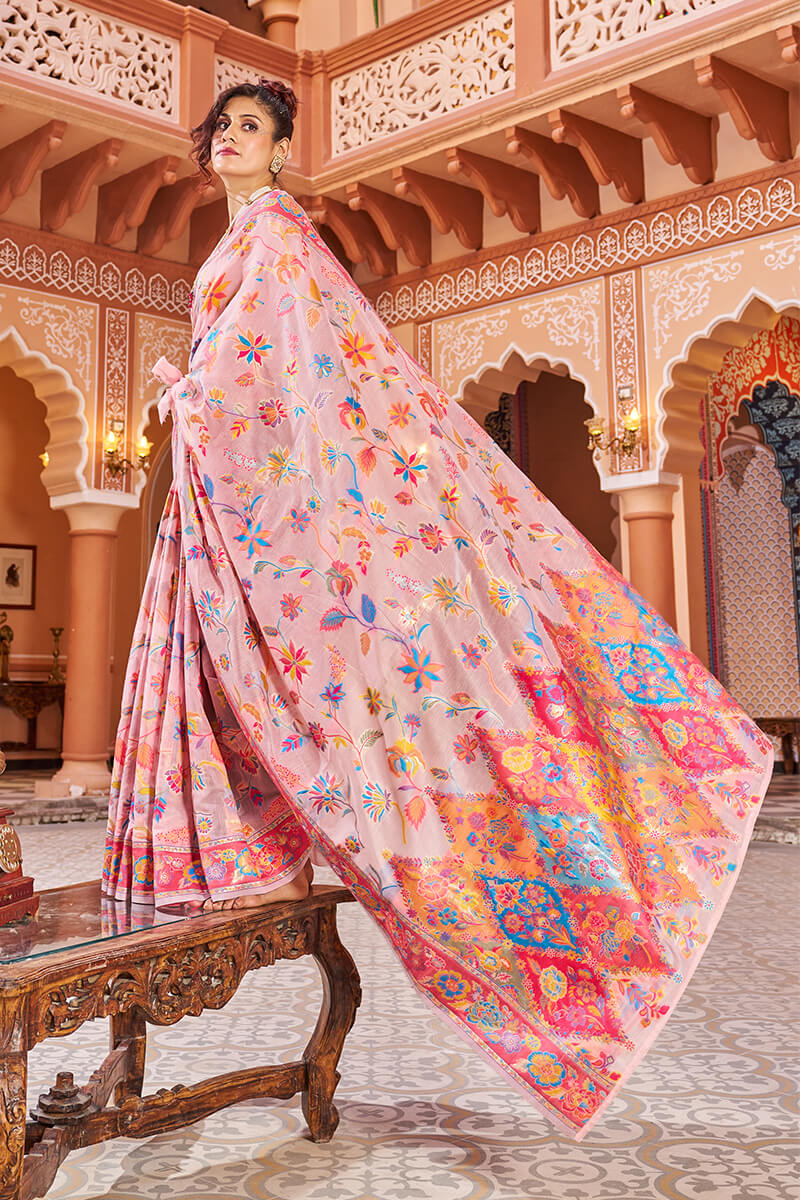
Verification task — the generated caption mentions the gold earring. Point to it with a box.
[269,153,284,174]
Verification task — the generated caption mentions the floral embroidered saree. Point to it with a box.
[104,190,772,1137]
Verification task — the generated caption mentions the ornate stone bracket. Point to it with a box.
[345,182,431,268]
[40,140,123,233]
[392,166,482,251]
[139,177,216,257]
[549,109,644,206]
[0,122,66,217]
[777,24,800,63]
[189,198,228,267]
[695,55,791,163]
[446,146,540,234]
[302,194,396,277]
[96,157,180,247]
[618,85,714,187]
[504,125,598,219]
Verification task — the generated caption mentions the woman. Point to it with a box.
[104,79,772,1138]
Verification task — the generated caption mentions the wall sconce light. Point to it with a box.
[103,423,152,478]
[39,452,49,469]
[585,386,642,458]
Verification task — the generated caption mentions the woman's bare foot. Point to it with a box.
[202,859,314,913]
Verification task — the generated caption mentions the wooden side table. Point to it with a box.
[0,880,361,1200]
[0,683,65,752]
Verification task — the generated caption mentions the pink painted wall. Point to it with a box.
[296,0,417,49]
[0,367,70,745]
[523,373,620,567]
[109,410,173,750]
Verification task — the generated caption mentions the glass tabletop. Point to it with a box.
[0,880,205,964]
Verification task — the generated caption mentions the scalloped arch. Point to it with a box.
[0,325,89,496]
[459,343,607,486]
[655,293,800,475]
[458,343,595,423]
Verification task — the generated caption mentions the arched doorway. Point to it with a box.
[700,318,800,769]
[476,365,619,568]
[0,327,89,496]
[0,366,70,757]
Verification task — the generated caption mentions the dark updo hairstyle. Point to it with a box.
[191,78,298,185]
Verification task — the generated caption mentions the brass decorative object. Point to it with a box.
[0,805,39,924]
[103,423,152,479]
[0,823,22,873]
[585,387,642,459]
[48,626,65,683]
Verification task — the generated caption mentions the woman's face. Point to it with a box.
[210,95,288,190]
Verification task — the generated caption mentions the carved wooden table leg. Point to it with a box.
[0,992,27,1200]
[0,1053,26,1200]
[302,904,362,1143]
[109,1009,146,1104]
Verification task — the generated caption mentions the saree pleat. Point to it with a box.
[104,457,310,904]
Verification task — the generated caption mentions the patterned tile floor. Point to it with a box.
[14,821,800,1200]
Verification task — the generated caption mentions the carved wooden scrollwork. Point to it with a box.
[34,917,319,1041]
[3,891,359,1196]
[0,1059,26,1189]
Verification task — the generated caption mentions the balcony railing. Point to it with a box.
[550,0,731,67]
[0,0,786,174]
[1,0,180,120]
[330,3,515,156]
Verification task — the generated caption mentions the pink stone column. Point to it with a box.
[38,501,127,797]
[619,484,679,629]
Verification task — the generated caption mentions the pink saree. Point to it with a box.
[104,190,772,1138]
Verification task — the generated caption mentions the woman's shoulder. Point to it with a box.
[251,189,314,234]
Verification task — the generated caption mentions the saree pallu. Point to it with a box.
[104,190,772,1137]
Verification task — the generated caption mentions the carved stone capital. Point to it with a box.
[618,85,713,187]
[346,182,431,267]
[504,126,598,220]
[302,194,396,277]
[97,157,180,247]
[549,109,644,206]
[248,0,301,47]
[0,121,66,216]
[695,54,791,163]
[392,166,482,251]
[41,139,123,233]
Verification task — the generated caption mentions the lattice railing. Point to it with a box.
[551,0,730,66]
[331,3,516,155]
[0,0,178,119]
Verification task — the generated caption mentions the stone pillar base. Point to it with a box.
[36,760,112,799]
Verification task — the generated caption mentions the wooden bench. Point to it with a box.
[0,879,361,1200]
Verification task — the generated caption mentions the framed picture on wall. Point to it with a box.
[0,544,36,609]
